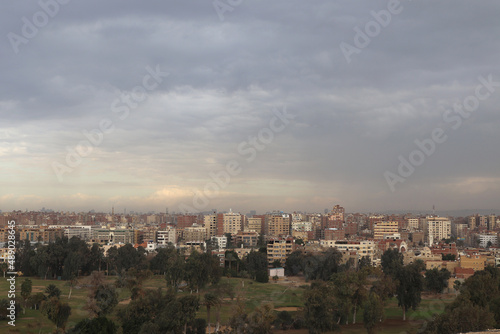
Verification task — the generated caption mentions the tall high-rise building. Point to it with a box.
[216,211,243,236]
[427,216,451,245]
[265,213,290,237]
[204,214,217,237]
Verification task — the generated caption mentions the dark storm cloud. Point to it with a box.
[1,0,500,212]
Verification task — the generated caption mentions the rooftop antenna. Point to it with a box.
[433,205,435,216]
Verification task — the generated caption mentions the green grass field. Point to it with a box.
[0,276,454,334]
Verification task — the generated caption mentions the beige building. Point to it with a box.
[374,221,399,239]
[407,218,420,231]
[217,212,243,236]
[460,255,486,271]
[320,239,376,262]
[267,237,295,266]
[246,217,263,234]
[204,214,217,237]
[265,213,290,237]
[427,216,451,245]
[183,224,207,242]
[92,228,135,244]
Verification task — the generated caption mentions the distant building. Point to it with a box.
[156,227,177,246]
[373,221,398,239]
[267,237,295,266]
[265,213,291,237]
[217,211,243,236]
[479,234,498,248]
[234,231,259,248]
[426,216,451,245]
[246,217,263,233]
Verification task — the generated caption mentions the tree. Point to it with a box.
[94,284,118,317]
[17,238,36,276]
[0,262,8,278]
[67,317,117,334]
[285,250,304,276]
[28,292,46,311]
[203,293,219,334]
[246,250,269,283]
[442,254,456,261]
[425,300,495,334]
[227,301,276,334]
[358,256,372,270]
[246,303,276,334]
[453,280,461,295]
[425,268,451,294]
[67,275,78,299]
[41,297,72,331]
[21,278,32,314]
[381,248,403,279]
[363,292,384,334]
[45,284,61,299]
[304,281,340,333]
[165,251,185,291]
[395,262,424,320]
[119,289,172,334]
[303,248,342,281]
[331,270,368,324]
[225,233,234,249]
[150,246,175,275]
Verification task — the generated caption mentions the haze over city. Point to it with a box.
[1,1,500,213]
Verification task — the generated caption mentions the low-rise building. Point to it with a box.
[460,254,486,271]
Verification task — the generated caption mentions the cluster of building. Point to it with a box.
[1,206,500,284]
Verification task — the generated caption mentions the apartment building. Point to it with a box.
[246,217,263,234]
[373,221,398,239]
[320,239,376,261]
[204,214,217,237]
[265,213,290,237]
[216,211,243,236]
[267,237,295,266]
[426,216,451,245]
[156,227,177,246]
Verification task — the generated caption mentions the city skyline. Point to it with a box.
[2,1,500,213]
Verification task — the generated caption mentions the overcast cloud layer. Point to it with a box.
[1,0,500,214]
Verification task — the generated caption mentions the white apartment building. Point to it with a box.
[479,234,498,248]
[426,216,451,245]
[156,227,177,246]
[320,240,376,261]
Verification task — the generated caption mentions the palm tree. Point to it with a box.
[204,292,218,333]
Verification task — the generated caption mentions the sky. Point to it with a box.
[1,0,500,214]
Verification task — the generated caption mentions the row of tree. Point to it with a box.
[425,266,500,333]
[298,247,456,333]
[13,237,271,286]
